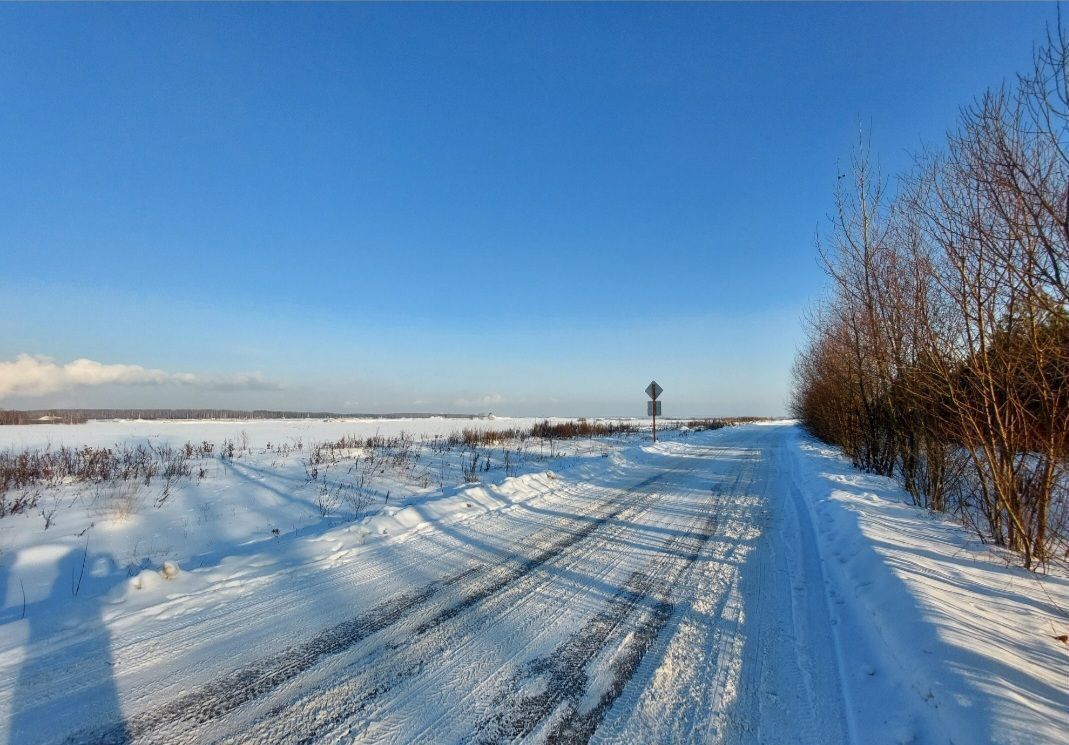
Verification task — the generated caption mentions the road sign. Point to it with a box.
[645,381,663,442]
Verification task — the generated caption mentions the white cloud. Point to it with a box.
[452,393,505,409]
[0,354,280,399]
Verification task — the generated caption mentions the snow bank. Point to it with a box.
[789,426,1068,745]
[352,471,562,542]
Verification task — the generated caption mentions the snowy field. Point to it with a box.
[0,421,1065,744]
[0,417,608,603]
[0,416,564,451]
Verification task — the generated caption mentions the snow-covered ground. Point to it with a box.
[0,421,1064,744]
[790,433,1069,745]
[0,416,620,598]
[0,416,557,451]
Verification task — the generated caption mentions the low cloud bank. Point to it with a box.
[0,354,280,398]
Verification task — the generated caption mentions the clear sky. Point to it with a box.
[0,2,1056,417]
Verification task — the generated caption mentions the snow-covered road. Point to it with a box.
[3,423,1064,744]
[7,425,845,743]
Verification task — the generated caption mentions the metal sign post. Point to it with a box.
[645,380,663,442]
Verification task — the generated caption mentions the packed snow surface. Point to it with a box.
[0,421,1065,744]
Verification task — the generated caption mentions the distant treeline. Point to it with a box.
[0,409,488,425]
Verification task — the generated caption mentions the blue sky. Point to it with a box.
[0,2,1055,416]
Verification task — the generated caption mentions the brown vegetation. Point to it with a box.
[793,27,1069,569]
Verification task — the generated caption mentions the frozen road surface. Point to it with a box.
[4,422,1063,744]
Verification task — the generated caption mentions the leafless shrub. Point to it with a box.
[316,483,339,517]
[0,440,201,518]
[462,448,480,483]
[71,537,89,596]
[529,419,638,440]
[340,479,373,516]
[38,496,56,530]
[794,24,1069,569]
[92,481,145,522]
[0,488,40,518]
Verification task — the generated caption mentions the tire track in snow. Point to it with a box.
[474,501,723,744]
[386,473,703,744]
[594,447,766,745]
[66,474,665,745]
[20,480,600,728]
[590,490,747,745]
[110,479,601,683]
[359,489,677,742]
[220,473,678,744]
[593,429,847,745]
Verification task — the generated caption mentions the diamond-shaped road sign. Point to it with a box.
[645,381,663,400]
